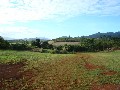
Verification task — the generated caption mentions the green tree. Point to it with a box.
[0,36,10,49]
[41,41,53,49]
[31,39,41,48]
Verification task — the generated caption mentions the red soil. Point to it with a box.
[101,70,117,76]
[84,62,105,70]
[0,62,36,89]
[84,61,117,76]
[91,84,120,90]
[84,61,119,90]
[0,62,25,80]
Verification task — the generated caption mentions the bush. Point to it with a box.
[11,43,31,50]
[31,48,43,52]
[59,50,68,54]
[0,36,10,49]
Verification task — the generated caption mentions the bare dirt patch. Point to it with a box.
[84,62,105,70]
[0,62,25,80]
[91,84,120,90]
[101,70,117,76]
[0,62,36,89]
[83,60,118,76]
[83,59,118,76]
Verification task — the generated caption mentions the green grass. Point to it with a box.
[88,51,120,71]
[0,50,73,64]
[0,50,120,90]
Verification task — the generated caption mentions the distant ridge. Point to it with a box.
[3,31,120,41]
[3,37,15,40]
[4,37,50,41]
[23,37,50,41]
[84,31,120,38]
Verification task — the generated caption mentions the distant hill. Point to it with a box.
[5,37,49,41]
[23,37,50,41]
[52,31,120,42]
[85,31,120,38]
[3,37,15,40]
[3,31,120,42]
[5,37,50,43]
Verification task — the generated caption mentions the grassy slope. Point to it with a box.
[48,41,80,46]
[0,50,120,90]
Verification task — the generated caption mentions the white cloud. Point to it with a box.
[0,26,42,39]
[0,26,62,39]
[0,0,120,24]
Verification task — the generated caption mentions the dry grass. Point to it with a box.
[48,41,80,46]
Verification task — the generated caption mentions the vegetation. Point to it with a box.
[85,31,120,38]
[53,31,120,42]
[52,36,120,53]
[0,36,10,49]
[1,33,120,53]
[0,31,120,89]
[0,50,120,89]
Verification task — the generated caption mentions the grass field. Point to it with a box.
[0,50,120,90]
[48,41,80,46]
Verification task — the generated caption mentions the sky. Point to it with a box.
[0,0,120,39]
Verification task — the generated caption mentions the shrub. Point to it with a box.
[11,43,31,50]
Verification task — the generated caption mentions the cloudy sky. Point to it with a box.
[0,0,120,39]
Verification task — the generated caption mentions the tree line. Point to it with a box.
[0,35,120,53]
[53,32,120,42]
[0,37,53,51]
[51,36,120,53]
